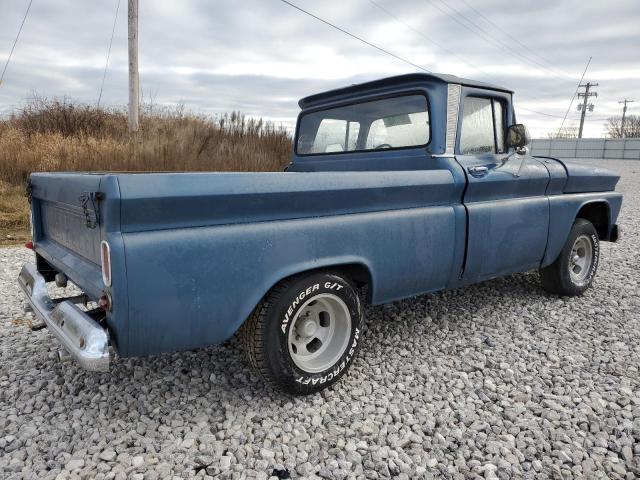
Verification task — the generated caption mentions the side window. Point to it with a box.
[494,100,505,154]
[460,97,495,155]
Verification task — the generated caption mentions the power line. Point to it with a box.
[365,0,573,118]
[279,0,578,124]
[456,0,573,78]
[278,0,431,73]
[516,106,566,119]
[436,0,576,81]
[0,0,34,87]
[366,0,486,74]
[556,57,592,137]
[422,0,577,83]
[98,0,121,107]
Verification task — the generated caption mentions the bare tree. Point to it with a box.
[606,115,640,138]
[548,127,578,139]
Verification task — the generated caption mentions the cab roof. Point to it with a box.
[299,72,513,108]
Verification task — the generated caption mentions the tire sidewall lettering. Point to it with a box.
[276,275,361,388]
[585,233,599,284]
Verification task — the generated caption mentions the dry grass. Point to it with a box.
[0,98,291,184]
[0,181,30,246]
[0,97,293,243]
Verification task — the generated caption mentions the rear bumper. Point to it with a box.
[18,263,110,372]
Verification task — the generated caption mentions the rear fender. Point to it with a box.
[240,255,375,324]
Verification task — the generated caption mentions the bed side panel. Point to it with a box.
[122,206,456,356]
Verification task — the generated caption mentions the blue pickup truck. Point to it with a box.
[19,73,622,394]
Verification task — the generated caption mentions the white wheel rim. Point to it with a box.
[569,235,593,284]
[287,293,352,373]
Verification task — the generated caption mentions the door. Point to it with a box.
[456,93,550,282]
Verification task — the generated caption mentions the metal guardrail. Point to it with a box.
[531,138,640,160]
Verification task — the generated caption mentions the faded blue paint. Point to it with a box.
[27,73,623,358]
[123,206,457,355]
[542,192,622,268]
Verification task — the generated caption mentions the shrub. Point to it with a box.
[0,97,292,186]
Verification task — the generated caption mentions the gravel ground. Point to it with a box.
[1,159,639,480]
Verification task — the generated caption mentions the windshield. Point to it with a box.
[296,94,430,156]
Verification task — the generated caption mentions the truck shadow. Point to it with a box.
[88,270,554,402]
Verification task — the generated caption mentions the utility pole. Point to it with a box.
[128,0,139,133]
[618,99,634,138]
[577,82,598,139]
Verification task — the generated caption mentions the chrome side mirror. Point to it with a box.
[506,124,531,154]
[501,124,531,177]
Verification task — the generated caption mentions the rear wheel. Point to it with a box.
[539,218,600,296]
[241,272,362,395]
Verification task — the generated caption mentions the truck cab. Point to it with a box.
[289,73,618,284]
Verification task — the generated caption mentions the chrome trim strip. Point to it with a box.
[446,84,461,155]
[18,263,110,372]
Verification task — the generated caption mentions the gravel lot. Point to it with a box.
[1,159,639,480]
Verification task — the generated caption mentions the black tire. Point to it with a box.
[240,272,363,395]
[539,218,600,296]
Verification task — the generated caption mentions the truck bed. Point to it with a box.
[29,170,463,356]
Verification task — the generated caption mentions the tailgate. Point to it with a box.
[31,173,103,263]
[29,173,110,300]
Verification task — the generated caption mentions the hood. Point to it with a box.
[547,159,620,194]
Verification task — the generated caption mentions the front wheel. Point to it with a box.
[240,272,363,395]
[539,218,600,296]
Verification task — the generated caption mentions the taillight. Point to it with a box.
[29,210,34,239]
[100,241,112,286]
[98,293,112,311]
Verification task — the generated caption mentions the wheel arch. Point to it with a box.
[232,257,375,337]
[542,196,616,268]
[264,258,374,302]
[575,200,611,240]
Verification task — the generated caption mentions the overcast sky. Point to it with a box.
[1,0,638,137]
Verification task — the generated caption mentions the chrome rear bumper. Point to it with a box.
[18,263,110,372]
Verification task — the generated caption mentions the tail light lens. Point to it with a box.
[29,210,34,239]
[98,293,112,311]
[100,241,112,286]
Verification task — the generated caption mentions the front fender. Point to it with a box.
[542,192,622,268]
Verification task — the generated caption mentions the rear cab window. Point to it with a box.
[296,95,430,156]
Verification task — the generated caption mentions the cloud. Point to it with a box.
[1,0,638,138]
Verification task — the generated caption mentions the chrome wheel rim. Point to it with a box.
[569,235,593,284]
[287,293,352,373]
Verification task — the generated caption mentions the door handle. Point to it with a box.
[468,165,489,177]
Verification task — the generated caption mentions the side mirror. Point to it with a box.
[506,124,531,152]
[502,124,531,178]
